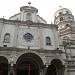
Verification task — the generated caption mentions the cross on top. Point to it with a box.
[28,2,31,7]
[59,6,62,8]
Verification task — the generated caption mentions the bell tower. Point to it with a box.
[54,7,75,45]
[54,7,75,55]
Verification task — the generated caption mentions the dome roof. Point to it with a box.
[20,6,38,13]
[54,8,72,17]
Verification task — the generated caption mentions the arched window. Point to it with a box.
[66,24,69,28]
[4,33,10,43]
[63,36,69,40]
[66,11,69,14]
[46,37,51,45]
[59,12,62,15]
[60,17,63,21]
[62,36,69,45]
[26,13,32,21]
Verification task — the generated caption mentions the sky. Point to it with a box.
[0,0,75,24]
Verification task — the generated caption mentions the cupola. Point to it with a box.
[20,2,38,13]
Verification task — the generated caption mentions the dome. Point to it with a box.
[54,8,72,18]
[20,6,38,13]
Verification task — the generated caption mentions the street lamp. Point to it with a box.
[62,37,70,60]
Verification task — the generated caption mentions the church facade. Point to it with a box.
[0,2,75,75]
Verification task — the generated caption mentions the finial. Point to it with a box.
[3,16,4,19]
[51,21,53,24]
[59,6,62,9]
[28,1,31,7]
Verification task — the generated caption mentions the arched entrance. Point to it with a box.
[47,59,64,75]
[47,64,57,75]
[15,53,44,75]
[0,56,8,75]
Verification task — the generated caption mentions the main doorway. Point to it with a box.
[16,61,39,75]
[15,53,44,75]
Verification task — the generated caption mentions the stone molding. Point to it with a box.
[0,47,62,53]
[0,18,57,29]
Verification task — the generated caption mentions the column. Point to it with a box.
[40,69,42,75]
[13,24,18,47]
[0,22,4,46]
[43,67,47,75]
[8,65,15,75]
[39,27,43,49]
[64,65,67,75]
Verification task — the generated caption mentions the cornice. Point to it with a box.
[67,70,75,72]
[57,20,74,25]
[65,47,75,49]
[54,14,74,21]
[37,49,62,53]
[59,31,75,36]
[9,13,21,19]
[0,47,62,53]
[0,19,57,29]
[59,32,71,36]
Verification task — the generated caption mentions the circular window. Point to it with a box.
[23,33,33,42]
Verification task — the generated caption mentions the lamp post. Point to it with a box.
[62,37,70,60]
[63,41,68,60]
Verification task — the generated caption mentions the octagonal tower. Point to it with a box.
[54,7,75,57]
[54,8,74,29]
